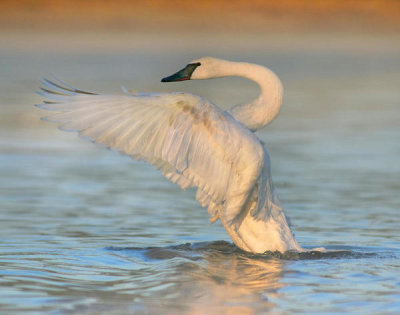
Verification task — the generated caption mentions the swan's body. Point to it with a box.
[37,57,304,253]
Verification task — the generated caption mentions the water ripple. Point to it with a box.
[106,241,398,262]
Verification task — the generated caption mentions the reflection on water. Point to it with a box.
[0,31,400,313]
[108,241,283,314]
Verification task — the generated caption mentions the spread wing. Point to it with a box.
[36,79,266,225]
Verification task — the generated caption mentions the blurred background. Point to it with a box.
[1,0,399,127]
[1,1,400,314]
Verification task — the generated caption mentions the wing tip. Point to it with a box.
[38,77,98,99]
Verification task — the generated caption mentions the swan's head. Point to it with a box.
[161,57,225,82]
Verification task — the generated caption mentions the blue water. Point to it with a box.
[0,31,399,314]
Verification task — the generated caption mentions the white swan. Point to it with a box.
[37,57,304,253]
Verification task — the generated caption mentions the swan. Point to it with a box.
[36,57,304,253]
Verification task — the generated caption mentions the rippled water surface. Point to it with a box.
[1,31,399,314]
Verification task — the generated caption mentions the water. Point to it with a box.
[1,31,400,314]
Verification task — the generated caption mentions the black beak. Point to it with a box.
[161,62,201,82]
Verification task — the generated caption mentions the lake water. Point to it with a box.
[0,31,399,314]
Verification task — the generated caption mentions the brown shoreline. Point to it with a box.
[1,0,399,32]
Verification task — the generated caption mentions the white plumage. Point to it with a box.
[37,57,304,253]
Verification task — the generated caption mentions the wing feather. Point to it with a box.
[37,80,267,225]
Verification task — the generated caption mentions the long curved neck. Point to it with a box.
[223,62,283,131]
